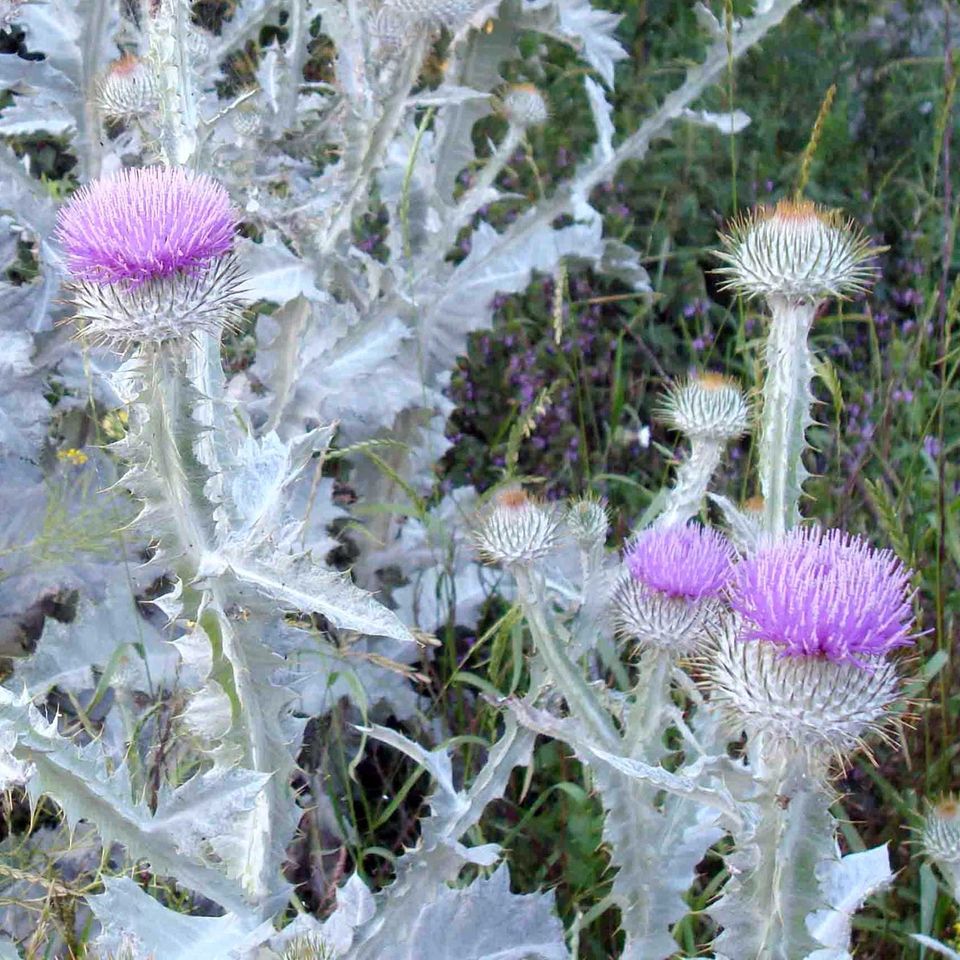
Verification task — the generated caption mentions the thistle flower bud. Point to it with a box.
[55,167,246,349]
[473,488,561,567]
[497,83,550,128]
[564,495,609,550]
[381,0,487,30]
[613,522,734,655]
[658,372,749,442]
[922,797,960,892]
[97,54,160,124]
[715,199,879,304]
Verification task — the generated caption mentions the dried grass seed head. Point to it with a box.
[658,372,750,442]
[473,488,561,566]
[716,199,879,304]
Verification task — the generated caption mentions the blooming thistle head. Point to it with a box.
[613,523,735,655]
[715,199,880,305]
[97,54,159,124]
[730,527,914,665]
[55,167,245,349]
[704,527,913,762]
[657,372,750,443]
[473,487,561,567]
[497,83,550,128]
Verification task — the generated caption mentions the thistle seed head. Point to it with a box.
[473,488,561,567]
[704,619,902,760]
[715,199,879,304]
[657,371,750,442]
[497,83,550,128]
[97,54,160,124]
[564,494,609,550]
[922,797,960,866]
[730,527,915,666]
[56,167,245,347]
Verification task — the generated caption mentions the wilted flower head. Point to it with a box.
[730,527,914,666]
[658,372,749,442]
[97,54,159,124]
[716,199,878,304]
[614,523,735,654]
[498,83,550,128]
[473,488,561,567]
[705,618,901,760]
[56,167,245,347]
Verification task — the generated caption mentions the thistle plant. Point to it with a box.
[0,0,925,957]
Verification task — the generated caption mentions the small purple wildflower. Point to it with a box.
[56,167,237,286]
[625,523,735,601]
[730,527,914,665]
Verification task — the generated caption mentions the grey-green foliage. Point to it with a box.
[0,0,876,957]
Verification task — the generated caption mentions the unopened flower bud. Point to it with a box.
[716,199,879,304]
[473,488,561,567]
[658,372,749,442]
[497,83,550,128]
[564,495,609,550]
[97,54,160,124]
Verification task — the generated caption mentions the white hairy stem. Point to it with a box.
[514,566,620,749]
[451,123,524,234]
[623,650,671,760]
[656,436,724,528]
[140,346,279,909]
[759,297,817,538]
[150,0,200,165]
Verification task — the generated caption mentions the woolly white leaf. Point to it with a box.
[555,0,627,88]
[89,877,273,960]
[359,864,567,960]
[236,232,322,304]
[17,578,177,697]
[682,107,752,134]
[807,844,893,952]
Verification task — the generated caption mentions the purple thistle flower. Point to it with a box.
[55,167,246,349]
[625,523,735,600]
[56,166,237,286]
[730,527,914,665]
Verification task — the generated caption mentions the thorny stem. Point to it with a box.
[514,566,619,749]
[656,437,724,528]
[759,297,816,538]
[623,650,671,762]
